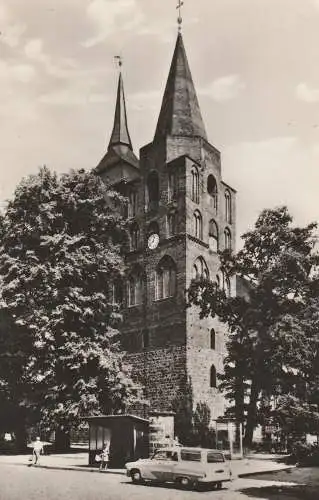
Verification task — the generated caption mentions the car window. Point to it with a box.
[152,450,169,460]
[180,450,201,462]
[207,452,225,463]
[171,452,178,461]
[152,450,177,461]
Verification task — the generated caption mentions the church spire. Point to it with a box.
[108,68,133,150]
[154,32,207,141]
[96,62,139,177]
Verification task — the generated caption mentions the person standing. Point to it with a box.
[99,443,110,472]
[32,437,44,465]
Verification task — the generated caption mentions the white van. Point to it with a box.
[125,447,232,490]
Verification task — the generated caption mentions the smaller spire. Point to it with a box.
[108,59,133,151]
[176,0,184,32]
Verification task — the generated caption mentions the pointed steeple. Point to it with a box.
[96,70,139,177]
[154,32,207,140]
[108,72,133,150]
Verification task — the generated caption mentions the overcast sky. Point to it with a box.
[1,0,319,245]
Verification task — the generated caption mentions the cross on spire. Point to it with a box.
[176,0,184,31]
[114,55,123,69]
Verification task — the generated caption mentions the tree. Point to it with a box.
[172,379,216,447]
[193,402,216,448]
[188,207,319,448]
[0,167,142,449]
[172,378,194,445]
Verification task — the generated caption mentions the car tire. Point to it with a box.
[177,477,191,489]
[131,470,142,484]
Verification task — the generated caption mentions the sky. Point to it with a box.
[0,0,319,246]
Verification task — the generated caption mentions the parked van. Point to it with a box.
[125,447,232,489]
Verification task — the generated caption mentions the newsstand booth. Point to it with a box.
[86,415,149,468]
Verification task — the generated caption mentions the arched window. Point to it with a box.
[192,263,199,280]
[127,276,136,307]
[155,256,177,300]
[193,257,209,280]
[210,329,216,350]
[207,174,218,212]
[128,190,138,218]
[209,219,219,252]
[143,330,149,349]
[167,213,177,237]
[193,210,203,240]
[130,223,140,251]
[216,274,221,289]
[222,271,231,297]
[225,190,232,224]
[191,166,200,204]
[210,365,217,388]
[127,270,143,307]
[168,170,177,202]
[224,227,232,251]
[147,171,160,211]
[112,279,123,305]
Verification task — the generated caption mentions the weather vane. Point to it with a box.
[176,0,184,31]
[114,55,123,69]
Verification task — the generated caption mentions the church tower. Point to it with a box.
[97,32,236,422]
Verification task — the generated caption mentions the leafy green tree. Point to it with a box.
[0,167,142,450]
[188,207,319,447]
[173,380,216,447]
[193,402,216,448]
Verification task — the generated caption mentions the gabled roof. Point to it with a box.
[154,32,207,141]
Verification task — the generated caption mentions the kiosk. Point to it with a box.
[86,415,149,468]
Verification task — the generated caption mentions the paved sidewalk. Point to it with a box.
[0,452,294,478]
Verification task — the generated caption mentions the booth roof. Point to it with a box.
[85,414,149,425]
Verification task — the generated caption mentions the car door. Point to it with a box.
[172,449,203,482]
[206,451,230,482]
[145,449,174,482]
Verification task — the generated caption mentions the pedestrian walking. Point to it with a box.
[29,437,44,466]
[99,443,110,471]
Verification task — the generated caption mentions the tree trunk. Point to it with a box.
[244,378,260,449]
[235,376,245,450]
[15,421,28,453]
[55,426,71,452]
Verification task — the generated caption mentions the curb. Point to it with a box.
[26,464,127,475]
[237,465,296,478]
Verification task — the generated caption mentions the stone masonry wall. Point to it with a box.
[126,346,187,417]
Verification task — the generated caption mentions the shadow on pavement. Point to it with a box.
[121,480,229,493]
[239,484,317,500]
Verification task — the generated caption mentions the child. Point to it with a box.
[99,443,110,471]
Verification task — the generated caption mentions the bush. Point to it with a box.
[290,441,319,466]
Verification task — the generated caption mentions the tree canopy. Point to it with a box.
[0,167,142,445]
[188,207,319,446]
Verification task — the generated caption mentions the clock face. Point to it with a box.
[148,233,159,250]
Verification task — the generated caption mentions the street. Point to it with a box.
[1,463,318,500]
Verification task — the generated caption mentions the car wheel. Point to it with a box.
[177,477,191,489]
[131,469,142,484]
[216,481,222,490]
